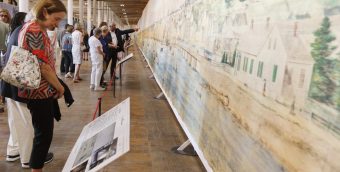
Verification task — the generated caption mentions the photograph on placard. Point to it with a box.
[89,138,118,170]
[70,160,88,172]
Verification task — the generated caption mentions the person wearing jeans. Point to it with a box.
[61,25,74,78]
[89,28,105,91]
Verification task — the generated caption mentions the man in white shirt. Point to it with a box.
[89,28,106,91]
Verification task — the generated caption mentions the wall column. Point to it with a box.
[93,0,97,27]
[79,0,84,26]
[97,0,101,26]
[67,0,73,25]
[101,1,105,23]
[18,0,29,12]
[102,2,106,22]
[87,0,92,34]
[109,10,112,24]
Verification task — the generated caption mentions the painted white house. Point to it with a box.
[231,22,314,108]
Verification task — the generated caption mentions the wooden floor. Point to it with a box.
[0,45,205,172]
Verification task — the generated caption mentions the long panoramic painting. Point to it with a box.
[137,0,340,171]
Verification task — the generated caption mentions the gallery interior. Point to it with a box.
[0,0,339,171]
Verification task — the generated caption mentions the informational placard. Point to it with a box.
[117,53,133,66]
[63,98,130,172]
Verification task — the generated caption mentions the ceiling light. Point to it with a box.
[122,9,126,11]
[123,12,126,14]
[120,4,124,7]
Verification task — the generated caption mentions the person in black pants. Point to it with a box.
[57,24,70,74]
[61,25,74,78]
[99,25,116,85]
[108,23,138,79]
[26,98,55,168]
[21,1,66,171]
[0,12,54,169]
[82,31,90,61]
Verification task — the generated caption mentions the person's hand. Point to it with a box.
[54,85,64,99]
[108,44,117,48]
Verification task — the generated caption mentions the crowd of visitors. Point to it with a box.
[0,0,138,171]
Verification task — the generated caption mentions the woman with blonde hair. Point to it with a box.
[0,8,11,24]
[18,0,66,171]
[72,23,84,82]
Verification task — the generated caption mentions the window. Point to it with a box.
[299,69,305,88]
[237,54,242,71]
[221,52,227,63]
[268,38,271,49]
[249,59,254,74]
[272,65,278,82]
[243,57,248,72]
[257,61,264,78]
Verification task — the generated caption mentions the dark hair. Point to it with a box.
[10,12,27,34]
[32,0,67,21]
[64,23,70,29]
[66,25,73,32]
[99,22,107,28]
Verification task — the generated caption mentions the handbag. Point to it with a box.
[81,44,87,51]
[0,25,41,89]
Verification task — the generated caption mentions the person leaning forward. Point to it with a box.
[18,0,66,171]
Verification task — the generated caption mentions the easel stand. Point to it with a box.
[98,98,102,117]
[112,53,134,97]
[171,140,198,156]
[149,74,155,79]
[154,92,164,100]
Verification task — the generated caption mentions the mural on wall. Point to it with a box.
[137,0,340,171]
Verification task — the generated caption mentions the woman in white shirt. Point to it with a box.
[89,28,105,91]
[71,23,83,83]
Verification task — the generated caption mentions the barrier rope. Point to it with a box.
[92,74,116,120]
[91,44,134,121]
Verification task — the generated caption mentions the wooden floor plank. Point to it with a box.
[0,46,205,172]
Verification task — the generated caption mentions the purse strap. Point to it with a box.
[18,22,31,48]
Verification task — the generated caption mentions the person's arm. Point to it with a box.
[40,63,64,98]
[97,46,105,57]
[80,32,84,45]
[118,28,138,35]
[108,43,117,48]
[25,30,64,98]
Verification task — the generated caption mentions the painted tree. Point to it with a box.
[309,17,337,105]
[333,58,340,110]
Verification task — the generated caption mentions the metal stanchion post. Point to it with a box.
[113,74,116,97]
[119,64,122,86]
[98,98,102,117]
